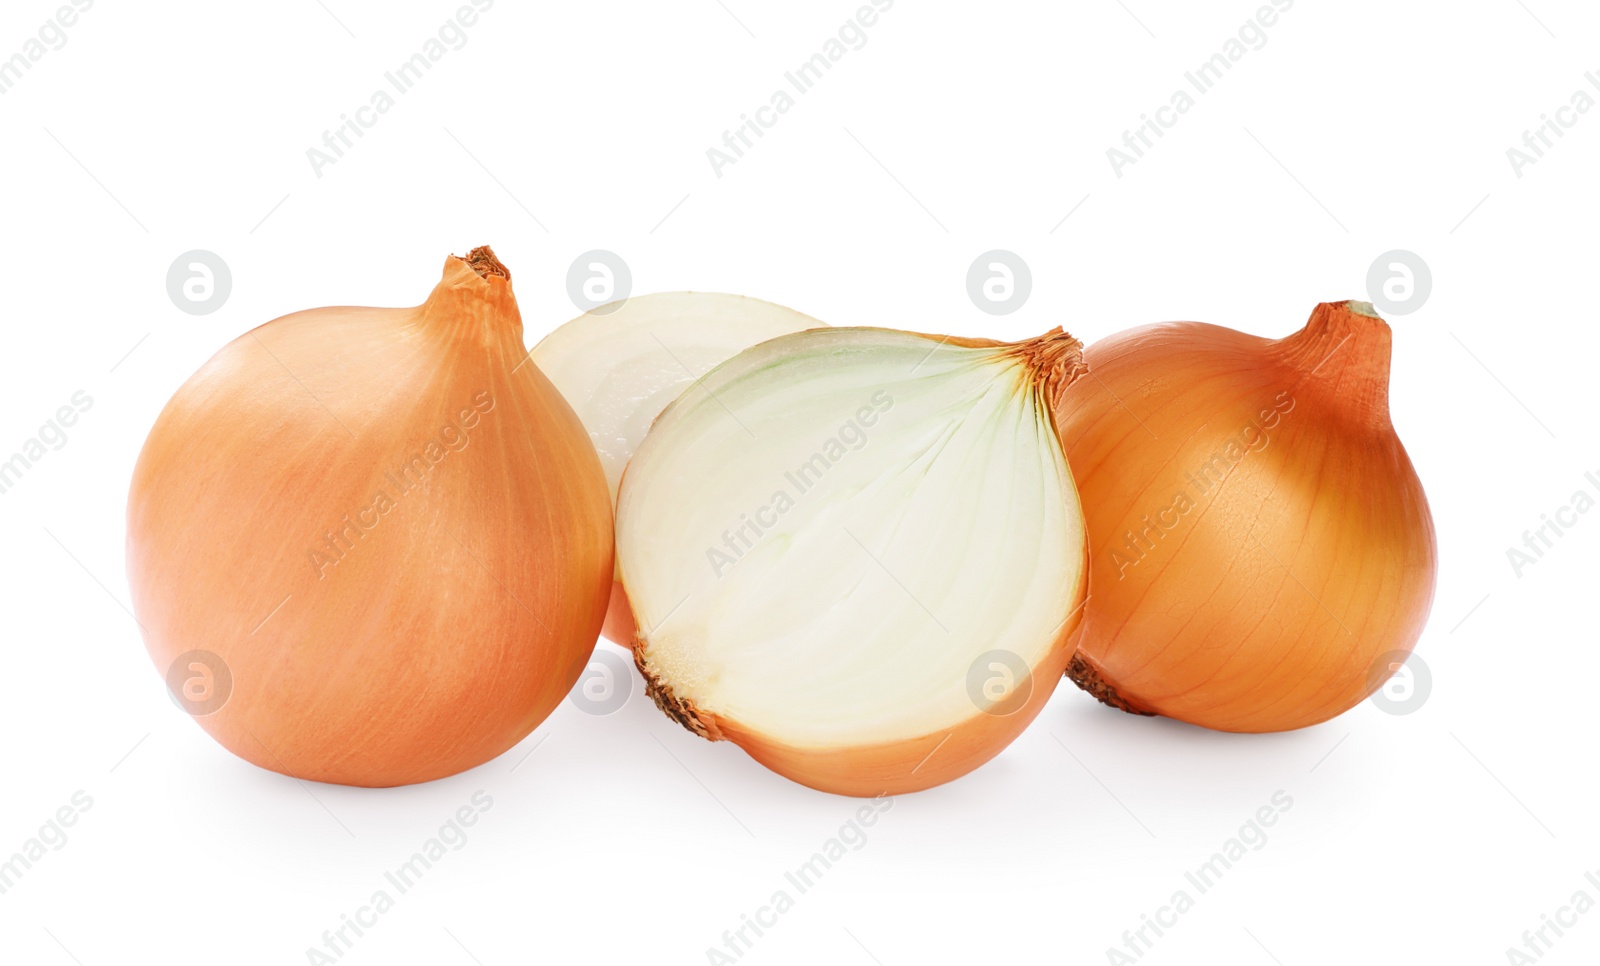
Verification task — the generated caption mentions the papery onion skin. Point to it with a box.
[623,328,1090,797]
[127,248,612,787]
[1057,301,1437,733]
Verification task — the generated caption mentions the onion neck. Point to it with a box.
[937,327,1089,417]
[1013,327,1089,414]
[414,245,525,355]
[1272,300,1393,429]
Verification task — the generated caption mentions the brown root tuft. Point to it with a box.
[633,647,723,741]
[1067,654,1156,717]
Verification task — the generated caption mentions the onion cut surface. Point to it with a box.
[617,327,1089,796]
[532,293,821,645]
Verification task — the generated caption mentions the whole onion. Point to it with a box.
[1057,300,1437,732]
[127,248,612,786]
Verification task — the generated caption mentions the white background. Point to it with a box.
[1,1,1595,964]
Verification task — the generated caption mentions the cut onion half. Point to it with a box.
[532,293,822,645]
[616,327,1090,796]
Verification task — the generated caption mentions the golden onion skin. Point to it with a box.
[1058,301,1437,733]
[127,250,612,786]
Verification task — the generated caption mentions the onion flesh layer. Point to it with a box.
[532,292,821,645]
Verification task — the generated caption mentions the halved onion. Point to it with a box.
[616,327,1090,796]
[532,292,821,644]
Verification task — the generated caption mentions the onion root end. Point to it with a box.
[1066,654,1156,717]
[634,647,723,741]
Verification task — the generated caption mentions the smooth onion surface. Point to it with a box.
[1057,300,1437,732]
[128,249,613,786]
